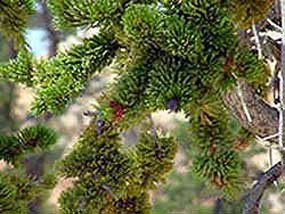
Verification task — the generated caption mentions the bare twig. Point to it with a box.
[257,133,279,142]
[148,114,160,149]
[268,146,279,187]
[232,73,253,123]
[256,136,282,150]
[252,22,263,59]
[101,184,118,200]
[267,18,282,32]
[243,162,284,214]
[244,4,285,213]
[237,81,253,123]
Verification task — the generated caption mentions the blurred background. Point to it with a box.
[0,1,284,213]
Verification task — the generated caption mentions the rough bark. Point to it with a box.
[40,0,59,57]
[223,80,279,143]
[242,162,284,214]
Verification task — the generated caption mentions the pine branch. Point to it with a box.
[0,1,280,212]
[0,49,34,86]
[242,162,284,214]
[0,0,35,48]
[31,33,119,115]
[48,0,122,29]
[0,125,58,165]
[231,0,273,28]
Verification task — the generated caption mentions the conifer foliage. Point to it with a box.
[0,0,274,213]
[0,0,34,47]
[0,125,58,213]
[58,117,177,213]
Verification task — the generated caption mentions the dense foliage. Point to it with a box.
[0,0,273,213]
[0,125,58,213]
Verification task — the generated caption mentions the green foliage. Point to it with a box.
[58,118,177,213]
[49,0,157,30]
[0,49,34,86]
[230,48,271,93]
[58,128,135,183]
[32,33,118,115]
[0,0,274,213]
[135,132,178,189]
[147,56,195,111]
[0,174,21,214]
[152,121,267,214]
[0,33,119,115]
[0,0,270,116]
[49,0,121,29]
[186,101,243,198]
[0,125,58,165]
[159,14,203,59]
[122,4,163,49]
[0,0,35,47]
[99,62,152,129]
[0,167,57,214]
[230,0,273,28]
[0,125,58,214]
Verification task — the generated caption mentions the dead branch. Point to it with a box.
[242,162,284,214]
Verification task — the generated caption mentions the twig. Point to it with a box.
[257,133,279,142]
[252,22,263,59]
[231,73,253,123]
[237,80,253,123]
[148,114,161,150]
[267,18,282,32]
[243,162,284,214]
[255,138,281,150]
[101,184,118,200]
